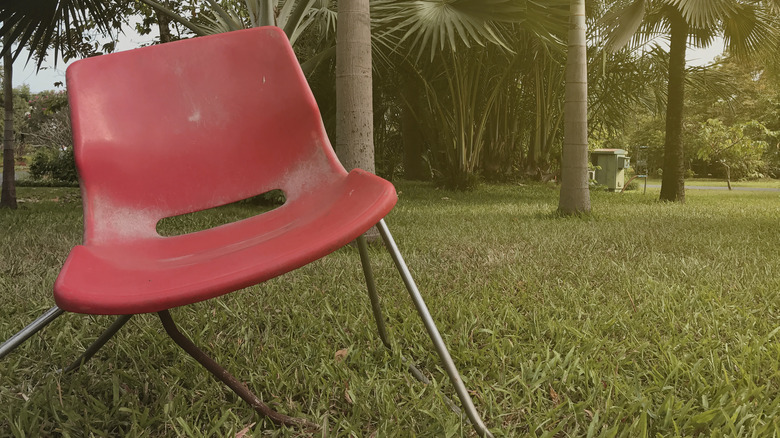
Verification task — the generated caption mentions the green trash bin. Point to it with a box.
[592,149,630,191]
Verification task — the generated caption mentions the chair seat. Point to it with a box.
[54,170,397,315]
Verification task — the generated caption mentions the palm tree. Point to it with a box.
[558,0,590,215]
[1,33,16,209]
[600,0,780,202]
[336,0,374,172]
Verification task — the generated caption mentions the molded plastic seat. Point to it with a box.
[54,26,397,315]
[56,170,395,314]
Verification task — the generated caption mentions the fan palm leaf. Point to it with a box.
[0,0,117,65]
[721,2,779,57]
[669,0,739,28]
[371,0,567,62]
[601,0,780,56]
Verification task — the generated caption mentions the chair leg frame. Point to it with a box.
[157,309,316,430]
[356,234,392,350]
[361,219,493,438]
[0,306,64,360]
[358,233,465,415]
[1,222,492,436]
[63,314,134,373]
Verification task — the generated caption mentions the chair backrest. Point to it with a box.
[66,27,346,245]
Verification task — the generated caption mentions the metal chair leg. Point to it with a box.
[358,233,466,418]
[0,306,65,360]
[157,310,316,430]
[356,234,391,349]
[63,314,134,373]
[376,219,494,438]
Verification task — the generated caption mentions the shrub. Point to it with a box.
[433,167,480,191]
[28,147,78,184]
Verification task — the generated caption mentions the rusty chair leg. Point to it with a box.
[157,310,316,430]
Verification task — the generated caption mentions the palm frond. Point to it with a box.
[685,63,739,108]
[199,8,246,35]
[628,42,738,115]
[235,0,275,27]
[371,0,566,62]
[136,0,209,37]
[291,2,336,45]
[279,0,318,37]
[516,0,569,46]
[0,0,117,67]
[721,2,779,58]
[372,0,504,61]
[768,0,780,14]
[629,8,672,49]
[588,48,648,135]
[203,0,245,32]
[597,0,648,51]
[276,0,297,27]
[687,24,718,49]
[667,0,738,29]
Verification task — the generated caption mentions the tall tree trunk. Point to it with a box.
[558,0,590,215]
[659,11,688,203]
[337,0,378,240]
[156,7,174,43]
[335,0,374,173]
[1,34,17,209]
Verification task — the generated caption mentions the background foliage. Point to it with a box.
[5,1,780,189]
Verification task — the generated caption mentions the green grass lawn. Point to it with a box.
[2,183,780,437]
[646,177,780,189]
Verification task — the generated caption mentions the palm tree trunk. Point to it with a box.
[337,0,379,241]
[558,0,590,215]
[1,33,17,209]
[659,10,688,203]
[335,0,375,173]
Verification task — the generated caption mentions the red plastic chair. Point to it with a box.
[0,27,492,436]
